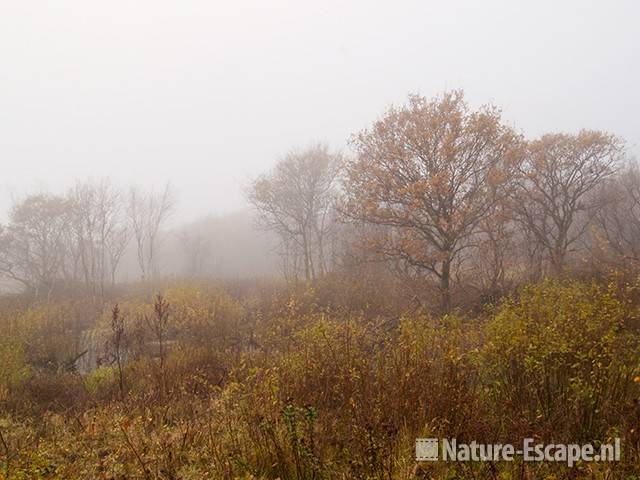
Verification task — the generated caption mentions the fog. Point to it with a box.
[1,0,638,223]
[4,4,640,473]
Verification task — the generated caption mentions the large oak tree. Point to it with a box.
[343,91,521,312]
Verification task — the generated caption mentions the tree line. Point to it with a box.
[0,181,173,299]
[0,90,634,311]
[248,90,633,312]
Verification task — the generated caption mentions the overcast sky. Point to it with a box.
[1,0,638,222]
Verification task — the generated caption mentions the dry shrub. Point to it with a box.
[1,279,640,479]
[484,280,640,444]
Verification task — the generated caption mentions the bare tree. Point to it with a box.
[180,230,211,278]
[247,144,342,283]
[68,179,130,297]
[464,205,516,299]
[510,131,622,275]
[144,294,171,397]
[0,194,73,297]
[128,184,174,282]
[590,160,640,268]
[107,304,127,400]
[105,221,131,286]
[342,91,521,312]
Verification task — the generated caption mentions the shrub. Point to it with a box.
[0,332,28,406]
[484,280,640,442]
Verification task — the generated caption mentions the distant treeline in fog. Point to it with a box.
[0,182,280,298]
[0,90,638,313]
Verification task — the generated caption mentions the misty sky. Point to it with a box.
[1,0,638,222]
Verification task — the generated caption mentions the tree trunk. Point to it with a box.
[440,259,452,314]
[550,238,566,276]
[301,230,311,282]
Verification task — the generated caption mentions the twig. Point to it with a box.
[0,427,10,478]
[119,424,150,479]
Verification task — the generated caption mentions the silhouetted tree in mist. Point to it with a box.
[247,144,342,282]
[128,184,174,282]
[0,194,73,297]
[510,131,622,275]
[589,160,640,268]
[68,179,130,298]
